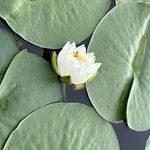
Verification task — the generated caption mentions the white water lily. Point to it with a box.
[52,42,102,85]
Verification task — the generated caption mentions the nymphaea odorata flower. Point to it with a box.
[52,42,102,89]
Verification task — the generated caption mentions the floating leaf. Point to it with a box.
[116,0,150,5]
[87,2,150,131]
[0,50,61,148]
[3,103,120,150]
[145,136,150,150]
[0,0,110,49]
[0,28,19,82]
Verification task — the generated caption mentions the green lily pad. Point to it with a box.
[0,0,110,49]
[116,0,150,5]
[0,50,61,149]
[0,28,19,82]
[145,136,150,150]
[3,103,120,150]
[87,2,150,131]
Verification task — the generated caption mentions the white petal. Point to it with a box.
[62,41,70,51]
[57,57,70,76]
[87,63,102,72]
[67,42,77,57]
[76,44,86,54]
[87,52,94,58]
[71,71,87,85]
[69,42,76,51]
[57,42,72,76]
[69,61,87,84]
[86,63,102,80]
[86,53,96,64]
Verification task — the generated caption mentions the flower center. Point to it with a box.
[73,51,85,62]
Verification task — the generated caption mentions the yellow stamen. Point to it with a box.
[73,51,85,61]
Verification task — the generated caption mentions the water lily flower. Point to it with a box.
[52,42,102,88]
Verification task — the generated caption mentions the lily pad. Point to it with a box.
[3,103,120,150]
[145,136,150,150]
[116,0,150,5]
[0,28,19,82]
[0,50,61,148]
[0,0,110,49]
[87,2,150,131]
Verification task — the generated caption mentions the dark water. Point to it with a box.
[0,0,150,149]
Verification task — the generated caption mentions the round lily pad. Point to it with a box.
[0,0,110,49]
[116,0,150,5]
[145,136,150,150]
[0,50,61,149]
[0,28,19,82]
[87,2,150,131]
[3,103,120,150]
